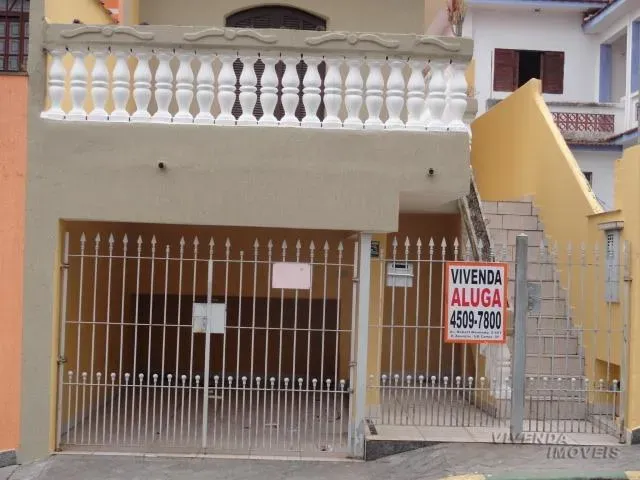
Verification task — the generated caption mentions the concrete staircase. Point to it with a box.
[482,199,586,419]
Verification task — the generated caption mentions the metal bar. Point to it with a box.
[619,240,631,443]
[510,234,528,438]
[353,232,372,457]
[101,236,114,445]
[172,239,186,445]
[116,236,129,444]
[144,238,157,442]
[348,240,359,450]
[202,257,213,449]
[55,232,70,449]
[158,245,170,439]
[186,237,199,441]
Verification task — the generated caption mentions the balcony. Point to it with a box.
[34,24,473,232]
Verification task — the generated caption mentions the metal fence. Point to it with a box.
[56,230,358,455]
[365,234,628,441]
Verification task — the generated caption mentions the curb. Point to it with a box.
[441,472,640,480]
[0,450,17,468]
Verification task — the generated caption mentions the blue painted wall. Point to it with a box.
[600,43,612,102]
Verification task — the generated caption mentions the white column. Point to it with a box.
[322,56,343,129]
[420,68,432,125]
[280,56,301,127]
[406,59,426,131]
[66,48,88,121]
[131,49,152,123]
[238,54,258,126]
[343,57,363,129]
[426,60,447,132]
[194,53,215,125]
[174,50,195,124]
[384,58,406,130]
[87,47,109,122]
[301,56,322,128]
[151,49,174,124]
[352,232,372,459]
[110,49,131,123]
[41,48,67,120]
[258,55,279,126]
[364,58,384,130]
[216,54,237,126]
[447,62,469,132]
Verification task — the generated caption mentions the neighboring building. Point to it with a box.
[0,0,28,458]
[0,0,115,461]
[460,0,639,210]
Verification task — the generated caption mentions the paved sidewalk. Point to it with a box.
[2,443,640,480]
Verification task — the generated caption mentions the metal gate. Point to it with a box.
[365,234,629,442]
[55,229,358,456]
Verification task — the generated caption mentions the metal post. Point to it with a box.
[201,258,213,449]
[353,232,372,458]
[510,234,528,438]
[55,232,70,450]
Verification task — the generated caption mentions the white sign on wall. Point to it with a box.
[272,262,312,290]
[444,262,508,344]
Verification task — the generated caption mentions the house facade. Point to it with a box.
[20,0,480,462]
[463,0,639,211]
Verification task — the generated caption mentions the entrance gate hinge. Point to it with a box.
[60,263,70,270]
[349,361,357,367]
[57,355,67,365]
[352,277,360,284]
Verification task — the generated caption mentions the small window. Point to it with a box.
[0,0,29,73]
[582,171,593,186]
[493,49,564,94]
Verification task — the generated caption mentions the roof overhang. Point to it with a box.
[468,0,608,13]
[583,0,636,34]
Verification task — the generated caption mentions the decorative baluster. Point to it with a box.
[426,60,447,132]
[110,49,131,123]
[364,58,384,130]
[343,57,363,129]
[194,53,215,125]
[301,55,322,128]
[238,54,258,126]
[173,50,194,124]
[258,54,278,126]
[406,59,426,131]
[41,48,67,120]
[420,67,432,125]
[152,49,174,124]
[216,54,237,126]
[66,48,88,121]
[131,48,152,123]
[280,55,301,127]
[447,61,469,132]
[322,56,343,129]
[441,64,453,125]
[87,47,109,122]
[384,57,406,130]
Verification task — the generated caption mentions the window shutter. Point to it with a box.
[541,51,564,94]
[493,49,518,92]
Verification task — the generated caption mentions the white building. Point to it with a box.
[430,0,639,211]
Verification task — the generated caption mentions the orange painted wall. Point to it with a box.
[0,75,27,451]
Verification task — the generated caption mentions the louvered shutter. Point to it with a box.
[541,51,565,94]
[493,49,518,92]
[226,6,327,121]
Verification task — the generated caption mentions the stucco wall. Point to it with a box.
[571,148,619,211]
[0,75,27,452]
[137,0,426,33]
[470,79,637,437]
[471,9,599,115]
[45,0,114,23]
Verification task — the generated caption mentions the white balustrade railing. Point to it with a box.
[41,45,470,132]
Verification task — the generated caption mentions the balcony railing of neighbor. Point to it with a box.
[40,24,473,132]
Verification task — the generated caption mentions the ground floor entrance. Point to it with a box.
[54,219,627,458]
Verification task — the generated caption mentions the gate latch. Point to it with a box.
[57,355,67,365]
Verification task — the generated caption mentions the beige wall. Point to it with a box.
[138,0,426,34]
